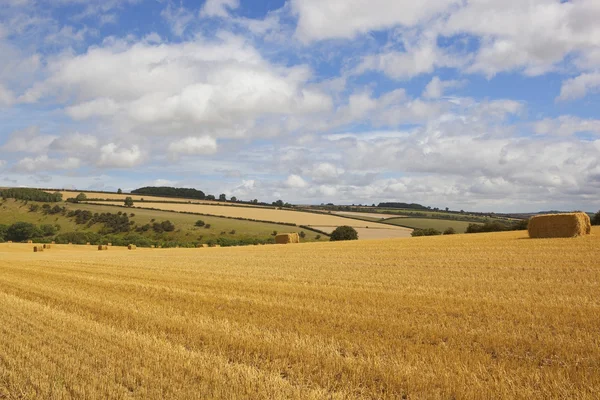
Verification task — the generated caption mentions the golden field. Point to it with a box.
[1,229,599,399]
[53,191,268,207]
[93,201,412,234]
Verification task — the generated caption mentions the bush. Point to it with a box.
[315,235,321,240]
[205,224,211,229]
[411,228,441,237]
[229,229,236,235]
[0,224,8,241]
[330,226,358,241]
[299,231,306,238]
[124,197,134,207]
[443,227,456,235]
[6,222,40,242]
[195,220,205,227]
[591,211,600,226]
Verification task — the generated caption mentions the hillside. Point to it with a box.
[0,199,325,247]
[0,229,598,398]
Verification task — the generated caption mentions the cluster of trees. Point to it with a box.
[66,210,132,234]
[466,220,528,233]
[0,188,62,202]
[135,220,176,234]
[411,227,456,237]
[330,226,358,241]
[592,211,600,226]
[377,202,428,210]
[0,222,60,242]
[131,186,206,200]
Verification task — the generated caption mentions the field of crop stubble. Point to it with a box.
[0,229,599,399]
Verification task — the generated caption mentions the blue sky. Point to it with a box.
[1,0,600,212]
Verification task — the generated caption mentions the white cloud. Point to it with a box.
[168,136,217,156]
[292,0,459,42]
[309,162,344,184]
[557,73,600,101]
[422,76,463,99]
[200,0,240,18]
[97,143,142,168]
[2,126,57,153]
[284,174,308,188]
[534,116,600,137]
[161,3,195,36]
[50,132,98,152]
[12,155,80,173]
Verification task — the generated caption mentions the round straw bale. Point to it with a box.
[128,244,136,250]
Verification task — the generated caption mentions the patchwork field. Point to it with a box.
[91,201,411,237]
[1,229,599,399]
[383,217,477,233]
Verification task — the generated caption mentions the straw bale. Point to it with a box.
[33,246,43,252]
[98,245,108,251]
[128,244,137,250]
[43,244,51,249]
[275,233,300,244]
[27,240,32,244]
[528,212,591,238]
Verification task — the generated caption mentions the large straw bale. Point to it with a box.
[27,240,33,244]
[33,246,43,252]
[98,245,108,251]
[275,233,300,244]
[528,212,591,238]
[128,244,137,250]
[43,244,51,249]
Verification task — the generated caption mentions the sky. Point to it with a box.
[1,0,599,212]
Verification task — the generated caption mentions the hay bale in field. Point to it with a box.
[33,246,43,252]
[128,244,137,250]
[275,233,300,244]
[98,244,108,251]
[27,240,33,244]
[528,212,591,238]
[51,241,55,244]
[68,242,72,245]
[108,243,112,246]
[43,244,51,249]
[7,241,12,243]
[86,242,90,245]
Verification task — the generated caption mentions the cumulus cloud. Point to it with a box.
[292,0,459,42]
[422,76,463,99]
[557,73,600,101]
[0,84,15,106]
[49,132,98,152]
[533,116,600,137]
[168,136,218,156]
[12,155,80,173]
[97,143,142,168]
[284,174,308,188]
[2,126,57,153]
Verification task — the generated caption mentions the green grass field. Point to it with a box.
[0,199,326,244]
[382,217,478,233]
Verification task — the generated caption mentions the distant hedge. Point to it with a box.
[131,186,206,200]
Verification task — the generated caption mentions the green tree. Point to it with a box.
[6,222,39,242]
[0,224,8,241]
[219,193,227,201]
[75,192,87,203]
[230,196,237,202]
[411,228,441,237]
[195,220,205,227]
[592,211,600,226]
[117,188,123,194]
[443,227,456,235]
[124,197,134,207]
[206,195,216,201]
[330,226,358,241]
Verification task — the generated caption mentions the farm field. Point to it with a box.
[310,226,413,239]
[52,190,269,207]
[1,229,599,399]
[91,201,411,236]
[333,211,405,219]
[383,217,478,233]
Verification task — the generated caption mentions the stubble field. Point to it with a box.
[0,229,599,399]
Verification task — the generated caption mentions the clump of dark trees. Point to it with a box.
[131,186,206,200]
[330,226,359,241]
[1,188,62,202]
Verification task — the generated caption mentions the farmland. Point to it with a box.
[1,229,599,399]
[90,201,411,234]
[0,199,325,246]
[383,217,477,233]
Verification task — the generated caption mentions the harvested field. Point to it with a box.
[91,201,409,231]
[310,226,413,240]
[53,190,268,207]
[334,211,406,219]
[0,229,599,399]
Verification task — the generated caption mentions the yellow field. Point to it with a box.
[1,230,599,399]
[53,190,267,207]
[92,201,412,234]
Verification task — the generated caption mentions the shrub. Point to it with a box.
[205,224,211,229]
[124,197,134,207]
[229,230,236,235]
[195,220,205,227]
[443,227,456,235]
[315,235,321,240]
[299,231,306,238]
[591,211,600,226]
[411,228,441,237]
[330,226,358,241]
[6,222,40,242]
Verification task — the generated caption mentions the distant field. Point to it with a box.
[1,229,599,398]
[310,226,413,239]
[383,217,480,233]
[333,211,405,219]
[53,190,269,207]
[90,201,410,234]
